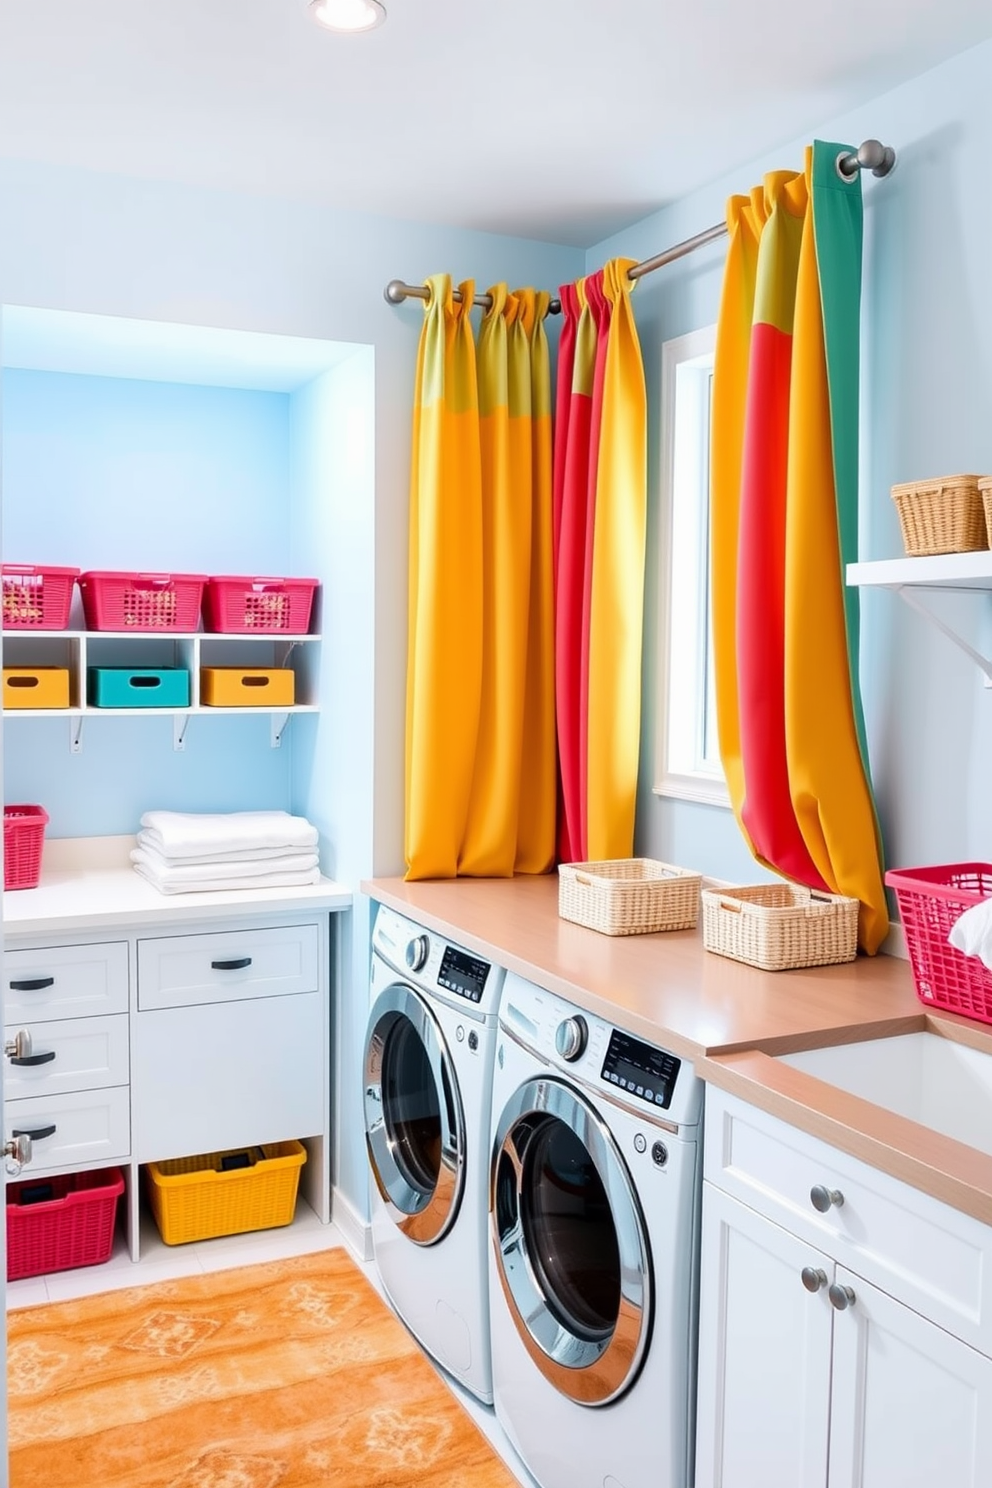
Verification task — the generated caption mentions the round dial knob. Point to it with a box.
[555,1015,588,1062]
[405,935,430,973]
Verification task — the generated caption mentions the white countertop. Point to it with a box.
[4,836,352,937]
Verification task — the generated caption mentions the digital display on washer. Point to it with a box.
[602,1029,681,1109]
[437,946,491,1003]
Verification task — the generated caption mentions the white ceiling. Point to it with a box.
[2,0,992,248]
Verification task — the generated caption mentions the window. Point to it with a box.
[654,325,728,808]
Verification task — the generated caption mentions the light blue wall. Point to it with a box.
[587,36,992,887]
[1,368,296,834]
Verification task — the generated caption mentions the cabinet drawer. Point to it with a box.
[3,1014,130,1099]
[6,1086,130,1174]
[4,941,129,1022]
[132,990,324,1162]
[705,1088,992,1355]
[137,923,320,1010]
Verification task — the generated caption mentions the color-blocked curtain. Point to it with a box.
[710,143,888,953]
[405,275,555,880]
[554,259,646,864]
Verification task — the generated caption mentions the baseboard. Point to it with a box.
[880,919,908,960]
[331,1186,372,1262]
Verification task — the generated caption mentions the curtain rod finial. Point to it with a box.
[837,139,896,179]
[384,279,409,305]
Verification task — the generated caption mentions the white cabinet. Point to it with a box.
[3,894,342,1268]
[696,1089,992,1488]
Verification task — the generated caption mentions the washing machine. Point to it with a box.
[363,903,505,1403]
[488,971,703,1488]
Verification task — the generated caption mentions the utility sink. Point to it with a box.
[777,1031,992,1159]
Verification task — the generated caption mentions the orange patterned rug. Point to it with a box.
[7,1247,519,1488]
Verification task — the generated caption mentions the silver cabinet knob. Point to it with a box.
[801,1266,828,1293]
[828,1282,856,1311]
[555,1015,588,1062]
[810,1184,844,1213]
[404,935,430,973]
[3,1133,32,1176]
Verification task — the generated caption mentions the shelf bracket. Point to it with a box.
[70,716,84,755]
[173,715,190,752]
[895,584,992,683]
[270,713,290,749]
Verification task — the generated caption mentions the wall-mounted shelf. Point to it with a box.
[2,631,322,748]
[847,553,992,681]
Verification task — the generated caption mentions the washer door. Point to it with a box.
[364,983,465,1246]
[491,1075,651,1406]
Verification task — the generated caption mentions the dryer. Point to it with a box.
[488,971,703,1488]
[364,903,505,1404]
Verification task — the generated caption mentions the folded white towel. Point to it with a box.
[131,846,319,885]
[139,810,318,860]
[948,896,992,971]
[133,862,322,896]
[135,831,314,867]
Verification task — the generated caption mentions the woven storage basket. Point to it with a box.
[978,477,992,549]
[890,475,987,557]
[558,858,702,936]
[144,1140,306,1245]
[701,883,859,971]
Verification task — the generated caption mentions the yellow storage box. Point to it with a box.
[144,1140,307,1245]
[200,667,295,707]
[3,667,71,709]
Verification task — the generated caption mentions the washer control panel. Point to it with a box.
[601,1028,681,1111]
[437,944,492,1004]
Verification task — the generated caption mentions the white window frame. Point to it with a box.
[654,325,729,809]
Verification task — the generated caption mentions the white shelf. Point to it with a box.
[847,553,992,590]
[847,553,992,681]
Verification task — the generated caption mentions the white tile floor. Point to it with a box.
[5,1200,539,1488]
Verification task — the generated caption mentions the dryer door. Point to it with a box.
[364,982,466,1246]
[491,1074,651,1406]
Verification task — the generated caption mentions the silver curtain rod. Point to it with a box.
[384,138,896,318]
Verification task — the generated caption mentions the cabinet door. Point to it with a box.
[828,1266,992,1488]
[696,1182,833,1488]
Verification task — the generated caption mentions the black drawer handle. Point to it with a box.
[12,1125,56,1141]
[9,977,55,992]
[211,957,253,971]
[10,1050,56,1067]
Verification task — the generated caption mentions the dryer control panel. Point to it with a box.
[601,1028,680,1111]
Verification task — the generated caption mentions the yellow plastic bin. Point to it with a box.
[200,667,295,707]
[144,1140,307,1245]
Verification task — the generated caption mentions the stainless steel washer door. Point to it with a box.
[365,982,466,1246]
[491,1075,651,1405]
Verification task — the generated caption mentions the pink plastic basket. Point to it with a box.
[885,863,992,1025]
[7,1168,124,1280]
[79,571,207,631]
[4,804,49,890]
[202,576,319,634]
[2,565,79,630]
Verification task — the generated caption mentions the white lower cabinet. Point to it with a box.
[696,1090,992,1488]
[4,904,336,1270]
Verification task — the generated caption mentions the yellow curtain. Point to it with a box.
[586,257,647,860]
[405,278,555,880]
[710,146,887,952]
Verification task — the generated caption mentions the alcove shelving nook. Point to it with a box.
[0,305,375,1277]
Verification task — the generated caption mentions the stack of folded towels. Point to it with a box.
[130,810,321,895]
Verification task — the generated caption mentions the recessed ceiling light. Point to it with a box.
[309,0,386,33]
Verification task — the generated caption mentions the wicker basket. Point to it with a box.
[890,475,987,557]
[558,859,702,936]
[144,1141,306,1245]
[701,883,859,971]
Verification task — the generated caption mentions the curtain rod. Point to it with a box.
[384,137,896,318]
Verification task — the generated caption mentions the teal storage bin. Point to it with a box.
[87,667,190,708]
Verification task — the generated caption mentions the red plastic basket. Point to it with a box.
[885,863,992,1025]
[79,571,207,631]
[7,1168,124,1280]
[202,576,319,634]
[4,804,49,891]
[2,565,79,630]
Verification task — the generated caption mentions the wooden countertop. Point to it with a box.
[363,873,992,1226]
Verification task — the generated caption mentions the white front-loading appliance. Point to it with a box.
[488,971,703,1488]
[364,903,505,1404]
